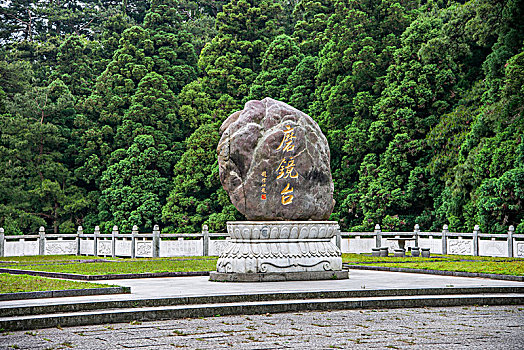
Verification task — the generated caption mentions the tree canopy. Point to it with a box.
[0,0,522,234]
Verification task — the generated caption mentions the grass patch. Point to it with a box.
[0,255,86,263]
[0,273,115,293]
[367,261,524,276]
[343,253,523,276]
[342,253,522,263]
[3,257,218,275]
[5,254,521,277]
[342,253,438,263]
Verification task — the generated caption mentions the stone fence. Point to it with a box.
[341,224,523,258]
[0,224,522,258]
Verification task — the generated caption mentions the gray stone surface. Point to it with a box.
[2,270,523,308]
[2,305,523,349]
[209,270,349,282]
[0,287,129,301]
[2,270,524,332]
[217,98,335,220]
[214,221,343,275]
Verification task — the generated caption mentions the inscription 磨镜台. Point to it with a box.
[217,98,335,221]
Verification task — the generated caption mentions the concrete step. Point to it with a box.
[2,286,524,318]
[1,293,523,331]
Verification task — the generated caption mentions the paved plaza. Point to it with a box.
[3,269,523,309]
[1,270,523,348]
[2,305,523,349]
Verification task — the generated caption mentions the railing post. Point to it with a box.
[94,226,100,257]
[153,225,160,258]
[442,224,448,255]
[76,226,83,256]
[335,224,342,250]
[374,224,381,248]
[414,224,420,248]
[39,226,46,255]
[111,225,118,258]
[202,224,209,256]
[473,225,480,256]
[0,228,4,257]
[131,225,138,259]
[508,225,514,258]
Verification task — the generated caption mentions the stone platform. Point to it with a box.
[211,221,347,282]
[1,270,524,331]
[210,270,348,282]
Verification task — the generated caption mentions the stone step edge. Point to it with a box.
[0,268,210,280]
[2,286,524,318]
[0,287,131,302]
[209,270,348,282]
[1,294,523,332]
[345,265,524,281]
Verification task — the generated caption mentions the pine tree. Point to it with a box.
[292,0,334,56]
[310,0,418,229]
[144,0,198,94]
[198,0,284,101]
[249,34,303,101]
[281,55,318,113]
[1,79,90,233]
[162,122,240,233]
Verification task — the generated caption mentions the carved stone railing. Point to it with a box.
[339,224,522,258]
[0,225,233,258]
[0,224,522,258]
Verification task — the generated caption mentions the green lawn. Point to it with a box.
[342,253,521,263]
[2,254,522,277]
[368,261,524,276]
[0,273,115,294]
[0,255,88,264]
[3,257,218,275]
[341,253,443,263]
[342,253,524,276]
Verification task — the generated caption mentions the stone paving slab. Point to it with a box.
[1,269,523,332]
[0,286,130,301]
[1,269,522,309]
[106,269,524,299]
[1,305,523,349]
[1,293,523,331]
[3,285,523,319]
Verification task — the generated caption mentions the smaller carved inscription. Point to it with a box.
[261,171,267,200]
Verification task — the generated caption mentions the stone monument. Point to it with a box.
[209,98,348,282]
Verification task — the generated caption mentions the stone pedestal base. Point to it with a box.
[210,221,348,282]
[209,270,348,282]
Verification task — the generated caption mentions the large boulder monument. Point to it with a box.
[217,97,335,220]
[209,98,347,282]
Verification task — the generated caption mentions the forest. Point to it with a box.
[0,0,522,234]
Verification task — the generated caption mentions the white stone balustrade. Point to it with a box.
[0,224,522,258]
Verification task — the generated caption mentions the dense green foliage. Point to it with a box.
[0,0,522,234]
